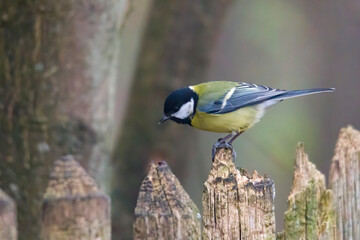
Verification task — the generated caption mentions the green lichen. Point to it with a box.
[283,179,335,239]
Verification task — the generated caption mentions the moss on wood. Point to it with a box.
[280,143,335,240]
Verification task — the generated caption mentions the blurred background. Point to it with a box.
[1,0,360,239]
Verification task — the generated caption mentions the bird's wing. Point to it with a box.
[197,82,285,114]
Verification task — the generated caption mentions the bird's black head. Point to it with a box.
[160,87,198,125]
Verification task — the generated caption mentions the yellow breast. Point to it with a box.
[190,106,260,133]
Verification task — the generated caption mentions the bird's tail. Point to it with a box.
[272,88,335,101]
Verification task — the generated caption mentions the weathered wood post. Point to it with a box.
[278,143,335,239]
[202,148,275,239]
[131,126,360,239]
[41,155,111,240]
[0,189,17,240]
[330,126,360,240]
[133,161,201,239]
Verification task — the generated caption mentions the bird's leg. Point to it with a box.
[226,131,244,160]
[216,133,233,143]
[212,132,235,161]
[228,131,243,145]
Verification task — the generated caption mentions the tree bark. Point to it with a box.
[41,155,111,240]
[278,143,335,239]
[202,148,275,239]
[0,1,128,239]
[112,0,234,238]
[0,189,17,240]
[329,126,360,240]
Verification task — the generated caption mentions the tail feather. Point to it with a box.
[271,88,335,101]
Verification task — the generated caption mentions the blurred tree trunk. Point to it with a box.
[0,1,129,239]
[112,0,234,239]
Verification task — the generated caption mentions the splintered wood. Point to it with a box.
[41,155,110,240]
[0,189,17,240]
[330,126,360,240]
[133,161,201,239]
[202,148,275,240]
[131,126,360,239]
[279,143,335,240]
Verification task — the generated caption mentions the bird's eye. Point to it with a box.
[174,106,180,111]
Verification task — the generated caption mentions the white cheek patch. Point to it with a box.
[172,98,194,119]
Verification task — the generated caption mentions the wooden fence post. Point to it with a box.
[0,189,17,240]
[330,126,360,240]
[41,155,111,240]
[278,143,335,239]
[202,148,275,239]
[132,126,360,239]
[133,161,201,239]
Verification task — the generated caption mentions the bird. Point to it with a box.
[159,81,335,159]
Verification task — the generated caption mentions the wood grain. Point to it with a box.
[0,189,17,240]
[279,143,335,240]
[330,126,360,240]
[202,148,275,240]
[133,161,201,240]
[41,155,110,240]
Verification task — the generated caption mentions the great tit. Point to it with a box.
[159,81,334,157]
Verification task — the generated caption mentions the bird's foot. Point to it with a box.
[212,141,236,161]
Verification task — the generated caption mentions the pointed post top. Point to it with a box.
[44,155,99,199]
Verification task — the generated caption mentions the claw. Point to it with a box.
[212,141,235,161]
[232,149,237,159]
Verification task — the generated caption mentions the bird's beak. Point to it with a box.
[159,115,170,124]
